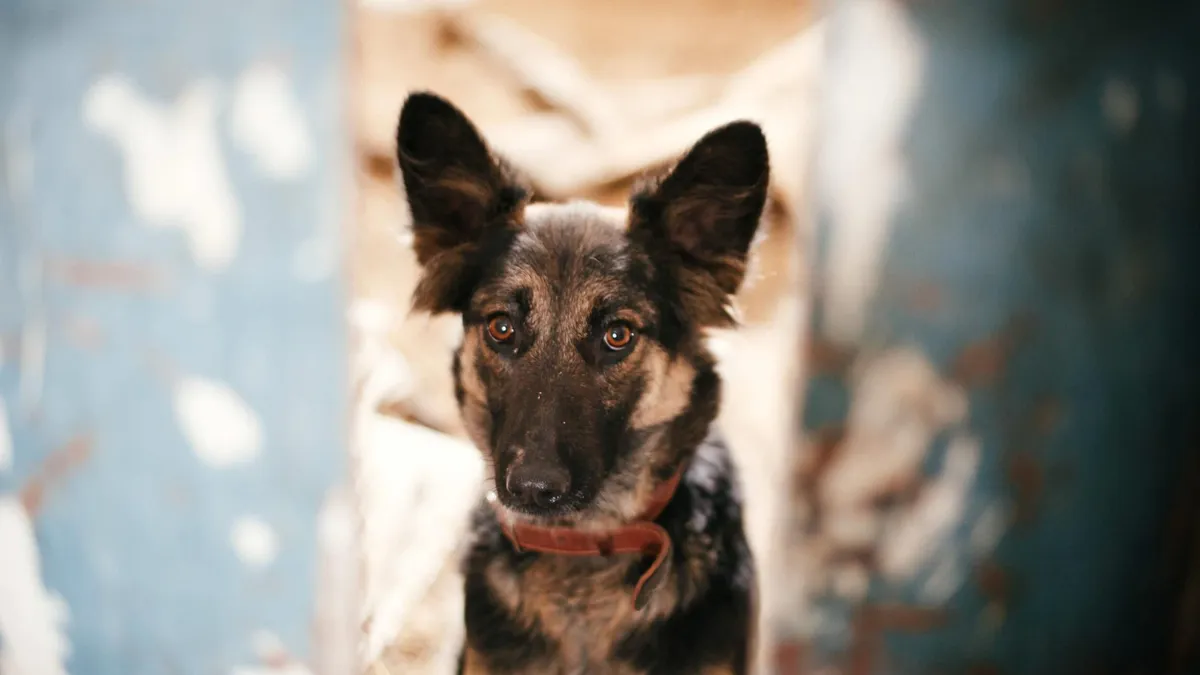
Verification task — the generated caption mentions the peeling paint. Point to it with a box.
[173,376,264,467]
[1006,451,1044,524]
[821,348,969,509]
[969,502,1011,556]
[20,434,94,516]
[824,508,879,549]
[806,337,856,376]
[800,604,851,643]
[879,433,981,579]
[817,0,926,343]
[231,515,279,568]
[0,498,71,675]
[831,563,870,601]
[44,257,167,292]
[960,319,1034,387]
[793,0,1200,668]
[7,0,348,669]
[230,63,313,180]
[251,629,286,661]
[1101,78,1140,133]
[0,402,11,472]
[84,73,242,270]
[847,604,947,675]
[919,552,965,604]
[974,560,1010,607]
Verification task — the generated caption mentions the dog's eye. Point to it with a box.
[603,323,635,351]
[486,314,516,343]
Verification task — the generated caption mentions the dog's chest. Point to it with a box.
[499,555,654,670]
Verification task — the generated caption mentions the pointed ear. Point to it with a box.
[395,91,529,313]
[628,121,770,329]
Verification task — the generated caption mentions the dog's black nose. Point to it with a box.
[505,462,571,510]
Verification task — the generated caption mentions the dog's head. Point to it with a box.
[395,92,769,526]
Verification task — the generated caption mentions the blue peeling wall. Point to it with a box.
[0,1,348,674]
[785,1,1200,674]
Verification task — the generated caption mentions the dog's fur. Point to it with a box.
[394,92,769,675]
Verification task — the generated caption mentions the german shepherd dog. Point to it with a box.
[394,91,769,675]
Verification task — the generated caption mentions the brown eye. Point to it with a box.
[486,315,515,343]
[603,323,634,351]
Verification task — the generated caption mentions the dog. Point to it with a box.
[394,91,769,675]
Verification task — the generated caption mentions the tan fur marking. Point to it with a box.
[484,558,522,610]
[489,259,552,304]
[456,331,493,456]
[631,347,696,430]
[485,551,681,672]
[589,455,666,529]
[459,647,489,675]
[458,331,486,403]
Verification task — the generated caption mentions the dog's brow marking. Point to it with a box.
[632,348,695,430]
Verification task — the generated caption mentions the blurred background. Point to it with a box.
[3,1,1199,675]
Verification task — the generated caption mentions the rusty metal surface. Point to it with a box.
[0,1,348,673]
[790,0,1200,673]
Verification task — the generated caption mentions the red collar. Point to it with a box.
[493,466,685,611]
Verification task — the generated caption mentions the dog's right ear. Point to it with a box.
[396,92,528,313]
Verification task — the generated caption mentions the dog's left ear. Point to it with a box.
[629,121,769,329]
[396,91,528,313]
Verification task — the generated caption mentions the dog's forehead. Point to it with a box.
[506,201,633,280]
[473,200,656,324]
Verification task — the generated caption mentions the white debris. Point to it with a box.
[84,73,242,270]
[230,63,313,180]
[173,376,264,467]
[0,498,71,675]
[230,516,279,568]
